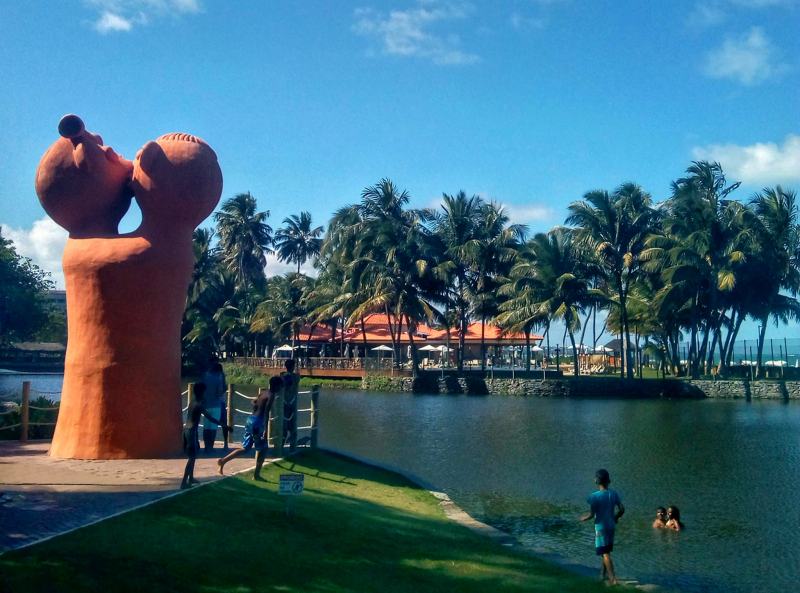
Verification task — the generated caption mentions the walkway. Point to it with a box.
[0,440,263,553]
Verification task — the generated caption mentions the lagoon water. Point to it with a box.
[318,390,800,593]
[2,373,797,593]
[0,373,63,402]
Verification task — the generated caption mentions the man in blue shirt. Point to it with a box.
[580,468,625,585]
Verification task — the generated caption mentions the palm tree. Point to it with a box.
[274,211,324,274]
[345,179,442,375]
[428,191,483,371]
[498,229,597,375]
[187,228,221,308]
[214,192,273,293]
[747,186,800,375]
[251,274,315,350]
[642,162,747,377]
[469,202,526,370]
[567,183,656,378]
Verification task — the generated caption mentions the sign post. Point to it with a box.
[279,473,304,518]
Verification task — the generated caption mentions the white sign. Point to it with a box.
[279,473,304,495]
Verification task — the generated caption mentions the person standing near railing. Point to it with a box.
[281,358,300,450]
[202,361,228,451]
[181,383,222,489]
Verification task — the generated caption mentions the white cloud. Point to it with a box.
[95,11,134,32]
[703,27,785,85]
[353,1,479,65]
[692,134,800,185]
[502,203,555,226]
[1,218,68,288]
[688,2,728,27]
[86,0,201,34]
[265,257,318,279]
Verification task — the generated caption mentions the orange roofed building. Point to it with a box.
[296,314,542,358]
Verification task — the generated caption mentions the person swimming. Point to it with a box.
[653,507,668,529]
[665,506,684,531]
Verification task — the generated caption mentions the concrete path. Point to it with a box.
[0,440,266,553]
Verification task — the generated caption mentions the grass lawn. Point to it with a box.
[1,451,621,593]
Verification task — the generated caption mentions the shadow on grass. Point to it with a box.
[0,451,613,593]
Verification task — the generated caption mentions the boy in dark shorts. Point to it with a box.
[217,376,281,480]
[181,383,222,489]
[580,468,625,585]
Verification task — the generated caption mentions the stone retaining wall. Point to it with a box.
[690,379,800,400]
[363,373,703,398]
[361,373,800,399]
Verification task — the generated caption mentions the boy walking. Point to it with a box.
[217,376,281,480]
[580,468,625,585]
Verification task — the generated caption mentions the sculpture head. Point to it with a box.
[131,133,223,231]
[35,115,133,237]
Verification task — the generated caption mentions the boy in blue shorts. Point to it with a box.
[580,468,625,585]
[217,376,281,480]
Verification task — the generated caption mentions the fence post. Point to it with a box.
[271,387,284,458]
[310,385,320,448]
[21,381,30,442]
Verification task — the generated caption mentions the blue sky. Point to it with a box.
[1,0,798,340]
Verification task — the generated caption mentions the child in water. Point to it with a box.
[665,506,684,531]
[581,468,625,585]
[653,507,668,529]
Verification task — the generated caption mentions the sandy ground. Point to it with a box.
[0,440,269,552]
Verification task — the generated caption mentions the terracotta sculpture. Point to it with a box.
[35,115,223,459]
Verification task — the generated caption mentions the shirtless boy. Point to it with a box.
[217,376,281,480]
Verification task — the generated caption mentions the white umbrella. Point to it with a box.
[592,346,613,353]
[275,344,294,352]
[371,345,393,352]
[419,345,439,351]
[765,360,787,367]
[531,346,544,352]
[437,345,453,352]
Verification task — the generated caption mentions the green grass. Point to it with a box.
[0,451,620,593]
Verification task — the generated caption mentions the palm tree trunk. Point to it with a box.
[617,277,630,378]
[458,274,466,372]
[480,315,486,372]
[405,314,419,377]
[360,317,368,354]
[384,305,398,358]
[718,309,736,373]
[578,309,591,353]
[706,319,719,374]
[544,319,551,369]
[567,326,579,376]
[725,313,745,367]
[756,315,768,379]
[525,328,531,373]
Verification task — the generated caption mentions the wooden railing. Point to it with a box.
[184,382,320,452]
[234,356,366,371]
[0,381,60,441]
[2,380,320,451]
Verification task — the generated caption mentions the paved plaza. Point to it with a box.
[0,440,264,552]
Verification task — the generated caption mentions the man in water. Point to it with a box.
[580,468,625,585]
